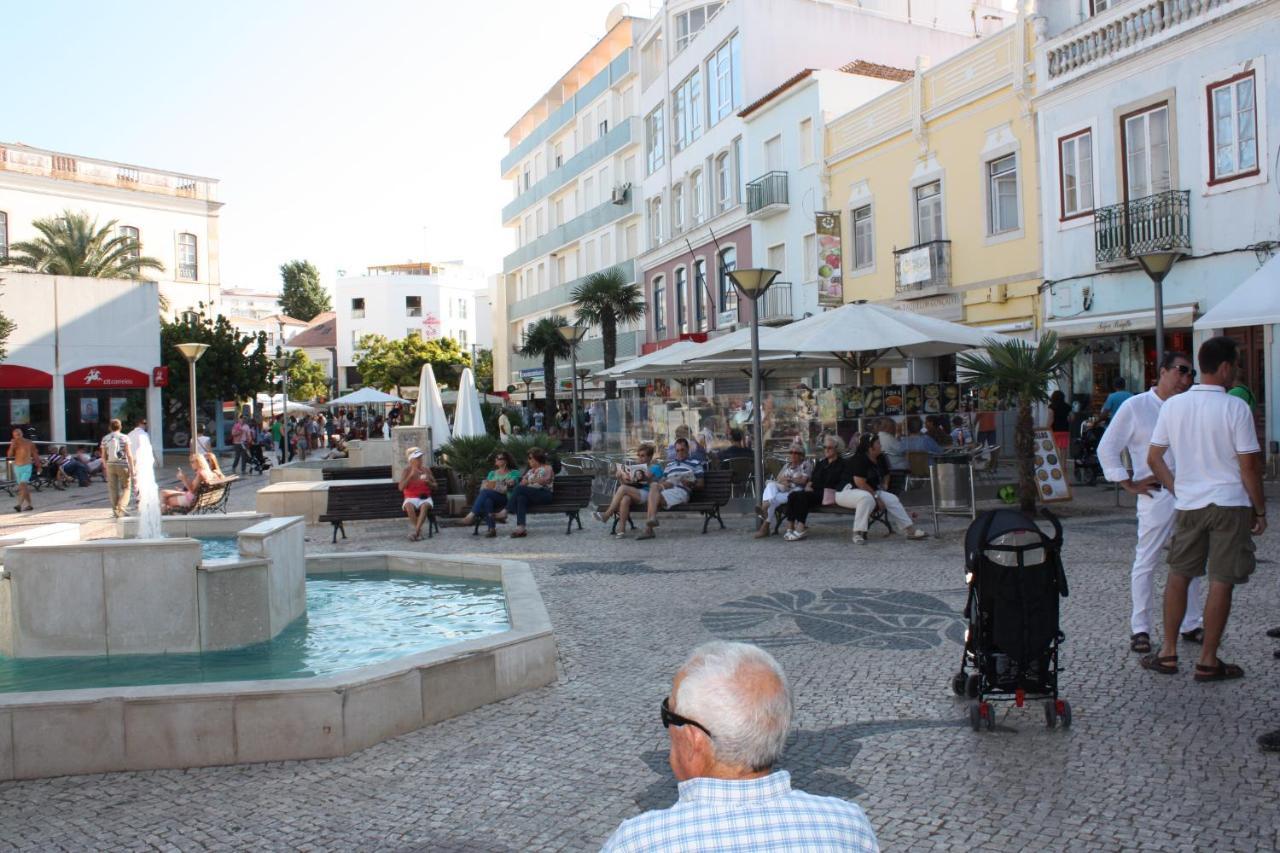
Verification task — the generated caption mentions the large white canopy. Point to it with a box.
[1195,254,1280,329]
[326,387,408,407]
[255,393,316,415]
[595,340,703,378]
[451,367,486,439]
[412,363,450,449]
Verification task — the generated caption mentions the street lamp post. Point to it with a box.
[174,343,210,452]
[558,323,588,452]
[1135,251,1183,373]
[727,268,781,516]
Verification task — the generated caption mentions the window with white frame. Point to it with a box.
[717,246,737,314]
[641,34,664,90]
[672,183,685,233]
[799,118,814,167]
[690,170,704,223]
[556,255,567,284]
[672,71,703,153]
[406,295,422,317]
[553,142,563,169]
[536,208,545,237]
[693,259,707,330]
[119,225,140,260]
[601,233,613,268]
[987,154,1019,235]
[732,137,743,203]
[803,233,816,281]
[1208,71,1258,183]
[1122,103,1171,200]
[852,206,874,269]
[1058,129,1095,219]
[459,298,468,319]
[653,276,666,333]
[584,176,595,209]
[177,232,198,279]
[675,3,722,54]
[646,106,665,174]
[707,33,742,126]
[764,135,782,172]
[648,196,664,247]
[715,153,731,213]
[675,266,688,333]
[458,328,468,347]
[914,182,943,243]
[351,297,365,319]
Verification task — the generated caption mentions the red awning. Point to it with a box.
[0,365,54,390]
[64,365,150,389]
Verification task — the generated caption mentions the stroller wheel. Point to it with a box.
[1043,700,1057,729]
[965,673,982,699]
[951,672,967,697]
[968,702,982,732]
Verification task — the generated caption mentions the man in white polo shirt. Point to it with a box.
[1144,336,1266,682]
[1098,350,1203,656]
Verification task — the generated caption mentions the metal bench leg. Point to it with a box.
[565,512,574,535]
[331,521,346,544]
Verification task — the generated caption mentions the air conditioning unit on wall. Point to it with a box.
[611,183,631,204]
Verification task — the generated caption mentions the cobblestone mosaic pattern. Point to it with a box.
[1,489,1279,851]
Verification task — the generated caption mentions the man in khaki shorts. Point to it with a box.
[1144,336,1266,682]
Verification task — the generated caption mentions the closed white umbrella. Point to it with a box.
[412,363,450,451]
[452,368,486,438]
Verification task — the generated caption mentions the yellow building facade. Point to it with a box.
[824,19,1039,338]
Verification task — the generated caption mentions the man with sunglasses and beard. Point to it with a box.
[602,641,878,851]
[1099,351,1203,657]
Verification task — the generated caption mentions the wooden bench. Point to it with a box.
[469,474,592,536]
[167,476,239,516]
[604,470,733,535]
[319,482,439,543]
[322,465,392,481]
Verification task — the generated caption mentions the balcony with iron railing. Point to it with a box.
[756,281,792,324]
[1041,0,1247,90]
[893,240,951,298]
[745,171,789,218]
[1094,189,1191,266]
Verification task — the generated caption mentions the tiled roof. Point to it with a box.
[737,69,815,118]
[287,312,336,348]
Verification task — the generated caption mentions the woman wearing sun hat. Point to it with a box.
[399,446,436,541]
[755,440,812,538]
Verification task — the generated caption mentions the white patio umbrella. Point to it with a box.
[412,363,450,452]
[256,393,316,415]
[451,367,486,438]
[325,387,409,407]
[594,339,704,379]
[1194,254,1280,328]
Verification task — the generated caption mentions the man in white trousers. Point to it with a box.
[1098,350,1203,655]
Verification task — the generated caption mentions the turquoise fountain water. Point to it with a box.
[0,571,507,692]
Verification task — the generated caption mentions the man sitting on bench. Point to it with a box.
[636,437,704,541]
[844,432,928,545]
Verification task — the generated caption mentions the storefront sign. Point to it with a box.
[897,247,933,285]
[519,367,544,381]
[152,366,169,387]
[815,211,843,307]
[65,365,150,389]
[893,292,963,322]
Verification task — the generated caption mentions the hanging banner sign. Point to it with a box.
[815,211,843,307]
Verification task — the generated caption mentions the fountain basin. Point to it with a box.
[0,554,554,780]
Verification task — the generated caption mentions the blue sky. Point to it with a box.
[5,0,632,292]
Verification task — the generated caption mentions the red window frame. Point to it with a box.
[1206,69,1260,186]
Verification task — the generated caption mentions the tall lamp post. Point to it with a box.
[174,343,210,452]
[727,267,780,513]
[1135,251,1183,374]
[558,323,587,452]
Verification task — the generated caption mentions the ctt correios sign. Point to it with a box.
[815,211,843,306]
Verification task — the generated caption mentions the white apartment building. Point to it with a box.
[1031,0,1279,446]
[634,0,1007,390]
[218,287,282,320]
[498,10,649,398]
[0,141,221,316]
[335,261,490,391]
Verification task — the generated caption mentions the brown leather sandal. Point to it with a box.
[1140,653,1178,674]
[1194,659,1244,682]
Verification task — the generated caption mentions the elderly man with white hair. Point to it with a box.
[602,641,879,852]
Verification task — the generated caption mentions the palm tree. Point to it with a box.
[2,210,164,279]
[518,316,571,419]
[956,332,1080,513]
[572,266,646,399]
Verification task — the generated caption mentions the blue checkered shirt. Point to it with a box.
[601,770,879,852]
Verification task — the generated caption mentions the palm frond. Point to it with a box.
[957,332,1079,406]
[0,210,165,279]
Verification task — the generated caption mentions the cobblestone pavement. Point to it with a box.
[1,480,1278,851]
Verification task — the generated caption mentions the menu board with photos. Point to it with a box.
[882,385,903,416]
[1032,428,1072,503]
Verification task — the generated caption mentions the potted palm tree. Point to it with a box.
[572,266,646,399]
[518,316,571,421]
[956,332,1079,513]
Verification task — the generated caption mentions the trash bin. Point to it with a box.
[932,455,972,511]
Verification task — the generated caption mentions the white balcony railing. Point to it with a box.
[0,143,217,201]
[1043,0,1247,88]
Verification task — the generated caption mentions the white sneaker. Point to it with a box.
[907,528,928,540]
[592,511,605,523]
[852,532,867,545]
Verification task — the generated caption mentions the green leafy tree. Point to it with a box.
[354,333,471,395]
[573,266,645,399]
[278,260,331,321]
[957,332,1080,513]
[473,347,494,393]
[284,349,330,401]
[517,316,570,418]
[0,279,16,361]
[1,210,164,279]
[161,308,272,439]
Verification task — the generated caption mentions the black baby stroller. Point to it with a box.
[951,508,1071,731]
[1071,418,1107,485]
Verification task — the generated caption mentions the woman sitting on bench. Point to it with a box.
[399,446,435,542]
[507,447,554,539]
[593,443,664,537]
[161,451,223,513]
[461,451,519,537]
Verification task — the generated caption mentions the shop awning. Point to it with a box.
[64,365,150,389]
[1194,255,1280,329]
[0,366,53,389]
[1044,304,1197,338]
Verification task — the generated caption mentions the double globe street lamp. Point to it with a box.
[727,267,780,517]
